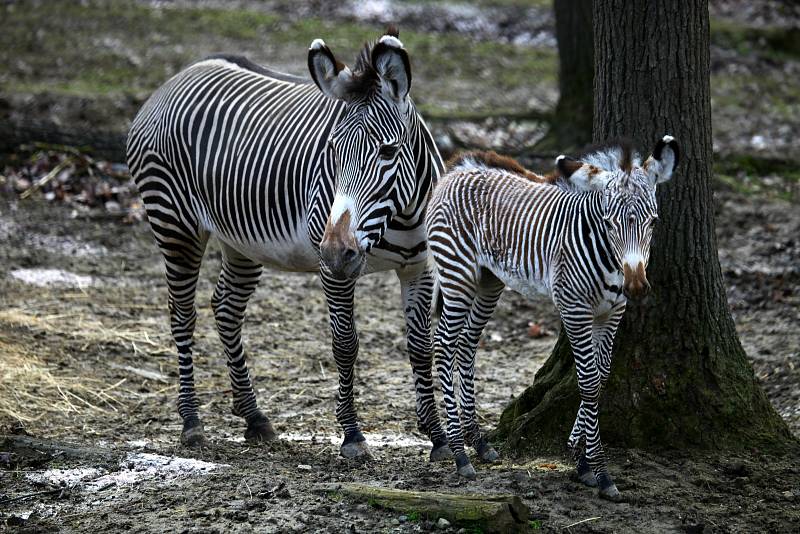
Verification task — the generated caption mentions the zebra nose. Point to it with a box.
[622,262,650,300]
[342,246,359,263]
[319,240,363,279]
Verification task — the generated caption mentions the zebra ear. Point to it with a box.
[371,33,411,101]
[556,155,609,192]
[644,135,679,186]
[308,39,353,100]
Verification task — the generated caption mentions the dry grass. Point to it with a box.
[0,339,126,424]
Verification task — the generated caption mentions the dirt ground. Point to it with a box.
[0,178,798,533]
[1,0,799,532]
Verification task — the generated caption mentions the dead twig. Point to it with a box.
[564,517,601,529]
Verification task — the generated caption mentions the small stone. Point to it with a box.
[782,490,795,500]
[437,517,451,529]
[398,515,408,523]
[391,519,400,526]
[297,464,312,471]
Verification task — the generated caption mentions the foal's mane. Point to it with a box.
[577,138,641,173]
[447,150,558,184]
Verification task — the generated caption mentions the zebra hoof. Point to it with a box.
[340,431,371,459]
[475,439,500,464]
[181,419,208,448]
[455,452,477,480]
[244,415,277,444]
[597,473,623,502]
[430,442,454,462]
[576,455,598,487]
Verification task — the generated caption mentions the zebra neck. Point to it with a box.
[575,192,619,275]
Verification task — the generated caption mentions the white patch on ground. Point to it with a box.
[276,432,430,448]
[26,452,227,492]
[10,268,94,288]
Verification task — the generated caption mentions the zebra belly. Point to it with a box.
[483,259,552,301]
[215,232,320,272]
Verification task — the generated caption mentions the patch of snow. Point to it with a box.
[10,268,94,288]
[26,452,227,492]
[276,431,430,448]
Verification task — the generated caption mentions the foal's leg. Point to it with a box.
[560,307,621,501]
[456,279,504,463]
[396,266,451,461]
[319,267,367,458]
[211,243,275,443]
[434,282,476,478]
[574,303,626,487]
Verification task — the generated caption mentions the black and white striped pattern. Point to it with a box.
[126,32,447,457]
[426,138,678,499]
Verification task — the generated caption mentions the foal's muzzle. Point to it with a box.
[623,262,651,300]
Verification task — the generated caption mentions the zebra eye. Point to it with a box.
[628,214,636,225]
[650,216,659,227]
[378,144,399,160]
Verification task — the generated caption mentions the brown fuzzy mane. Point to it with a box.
[448,150,557,184]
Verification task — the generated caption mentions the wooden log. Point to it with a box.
[0,119,127,162]
[314,483,530,533]
[0,434,121,467]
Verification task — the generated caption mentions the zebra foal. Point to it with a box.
[426,138,679,500]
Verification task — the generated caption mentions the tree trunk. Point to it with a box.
[496,0,795,453]
[535,0,593,154]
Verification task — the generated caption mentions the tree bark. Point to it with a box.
[535,0,593,153]
[497,0,795,453]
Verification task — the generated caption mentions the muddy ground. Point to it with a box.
[0,179,798,534]
[1,0,799,532]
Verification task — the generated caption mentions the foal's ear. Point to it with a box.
[556,155,609,192]
[308,39,353,100]
[644,135,680,186]
[371,31,411,101]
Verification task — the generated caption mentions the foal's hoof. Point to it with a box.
[597,473,623,502]
[244,414,277,444]
[576,456,598,488]
[475,439,500,464]
[430,440,454,462]
[455,452,477,480]
[181,419,208,448]
[340,431,371,459]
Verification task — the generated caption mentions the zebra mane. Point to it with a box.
[448,150,557,184]
[343,42,380,96]
[577,138,641,174]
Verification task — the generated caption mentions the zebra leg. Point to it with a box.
[573,305,626,492]
[211,244,275,444]
[560,309,622,501]
[162,234,209,447]
[397,266,451,462]
[456,280,504,464]
[320,268,367,459]
[434,284,476,479]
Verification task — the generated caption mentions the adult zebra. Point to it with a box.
[427,138,678,500]
[126,28,450,460]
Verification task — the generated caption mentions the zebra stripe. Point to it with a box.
[127,33,447,457]
[427,138,677,498]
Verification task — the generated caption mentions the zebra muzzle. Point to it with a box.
[622,262,650,300]
[320,211,364,279]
